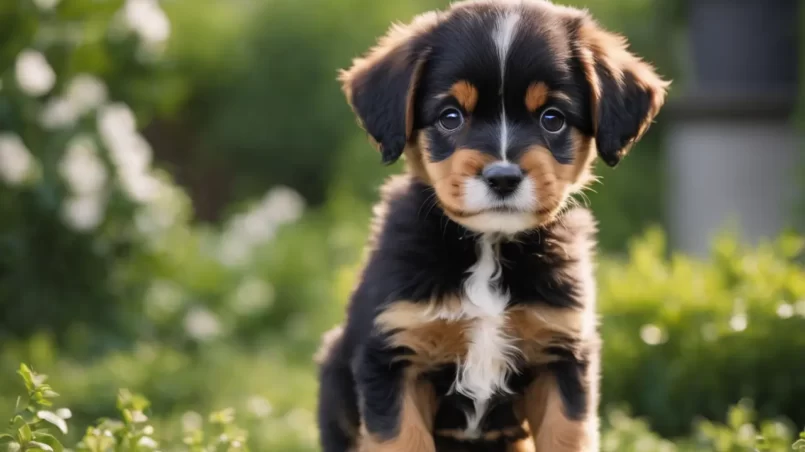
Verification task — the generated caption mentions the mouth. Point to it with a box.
[462,177,538,215]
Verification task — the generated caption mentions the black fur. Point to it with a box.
[317,176,597,451]
[593,68,657,167]
[346,37,430,165]
[415,7,591,167]
[323,1,665,450]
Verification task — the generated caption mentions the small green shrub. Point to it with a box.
[599,230,805,436]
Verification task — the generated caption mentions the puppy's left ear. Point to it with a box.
[339,13,438,165]
[572,17,670,167]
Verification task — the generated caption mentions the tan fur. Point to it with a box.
[435,425,528,442]
[524,376,595,451]
[525,82,550,112]
[448,80,480,113]
[376,298,594,370]
[375,300,472,368]
[420,141,496,216]
[314,325,344,364]
[516,132,595,221]
[505,305,589,364]
[508,438,537,452]
[359,374,437,452]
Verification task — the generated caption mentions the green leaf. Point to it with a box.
[18,423,33,444]
[40,390,59,399]
[26,440,54,452]
[5,441,20,452]
[31,433,63,452]
[36,411,68,435]
[0,434,15,444]
[11,416,26,430]
[17,364,34,392]
[793,438,805,451]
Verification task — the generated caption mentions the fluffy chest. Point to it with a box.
[451,237,517,434]
[375,236,590,435]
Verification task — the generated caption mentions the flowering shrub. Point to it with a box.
[0,0,307,344]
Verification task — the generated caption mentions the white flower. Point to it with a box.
[135,179,182,235]
[729,314,748,332]
[65,74,108,115]
[33,0,61,11]
[59,136,107,195]
[639,324,666,345]
[0,133,36,186]
[119,167,160,202]
[184,307,221,341]
[260,186,305,225]
[39,96,79,130]
[15,50,56,96]
[216,187,305,267]
[61,195,106,231]
[181,411,203,432]
[137,436,158,449]
[98,106,150,172]
[124,0,170,44]
[218,233,252,268]
[97,103,137,156]
[776,303,794,319]
[232,278,274,315]
[246,396,272,418]
[97,103,163,203]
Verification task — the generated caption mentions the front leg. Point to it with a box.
[523,353,600,451]
[355,336,437,452]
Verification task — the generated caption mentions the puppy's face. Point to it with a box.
[341,0,669,234]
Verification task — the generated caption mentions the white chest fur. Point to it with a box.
[453,235,518,436]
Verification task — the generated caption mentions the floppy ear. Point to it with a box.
[339,13,438,165]
[573,17,670,167]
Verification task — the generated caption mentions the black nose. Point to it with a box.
[481,163,523,197]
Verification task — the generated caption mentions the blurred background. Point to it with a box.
[0,0,803,450]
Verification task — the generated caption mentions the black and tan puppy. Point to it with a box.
[317,1,668,451]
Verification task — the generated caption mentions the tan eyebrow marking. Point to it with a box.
[448,80,479,112]
[525,82,550,112]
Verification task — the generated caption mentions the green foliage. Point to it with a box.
[2,364,69,452]
[597,230,805,436]
[4,363,805,452]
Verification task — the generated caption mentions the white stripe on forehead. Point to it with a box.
[492,10,521,161]
[493,10,521,77]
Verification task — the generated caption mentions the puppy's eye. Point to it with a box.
[540,108,565,133]
[438,108,464,131]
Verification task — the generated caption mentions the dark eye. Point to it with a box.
[438,108,464,131]
[540,108,566,133]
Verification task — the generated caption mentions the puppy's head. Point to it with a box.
[340,0,669,234]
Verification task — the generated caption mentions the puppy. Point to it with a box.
[317,1,668,451]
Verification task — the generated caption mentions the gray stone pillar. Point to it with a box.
[665,0,802,255]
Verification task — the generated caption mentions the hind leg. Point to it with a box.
[357,374,437,452]
[523,357,600,452]
[317,327,361,452]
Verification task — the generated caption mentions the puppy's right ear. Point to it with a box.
[339,12,439,165]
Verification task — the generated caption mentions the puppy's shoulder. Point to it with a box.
[543,207,598,255]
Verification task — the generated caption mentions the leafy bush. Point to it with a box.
[598,230,805,436]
